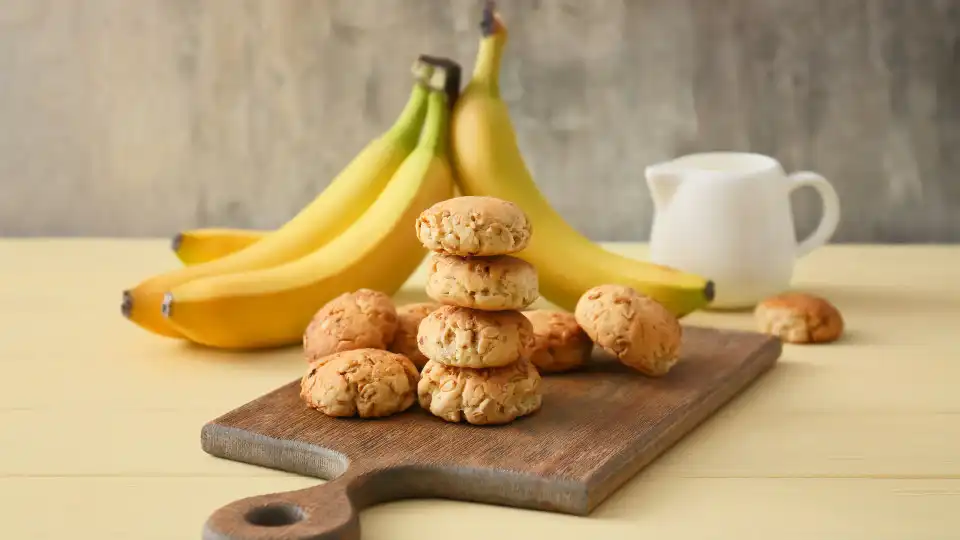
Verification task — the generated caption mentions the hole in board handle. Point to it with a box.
[244,503,305,527]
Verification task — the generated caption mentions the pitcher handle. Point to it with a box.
[788,171,841,258]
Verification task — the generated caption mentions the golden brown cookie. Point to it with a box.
[417,305,534,368]
[303,289,398,363]
[425,253,539,311]
[388,302,440,369]
[574,284,682,377]
[417,358,542,425]
[415,196,532,256]
[754,292,844,344]
[522,310,592,374]
[300,349,419,418]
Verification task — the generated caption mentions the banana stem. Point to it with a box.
[121,290,133,318]
[472,1,506,95]
[418,77,450,156]
[411,59,435,83]
[480,1,499,36]
[417,54,462,108]
[384,70,433,144]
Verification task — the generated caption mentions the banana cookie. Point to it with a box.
[388,302,440,369]
[418,358,542,425]
[425,253,538,311]
[417,305,534,368]
[415,196,532,256]
[755,292,844,344]
[300,349,420,418]
[574,284,682,377]
[303,289,398,363]
[522,310,593,374]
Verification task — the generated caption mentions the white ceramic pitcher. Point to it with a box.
[645,152,840,310]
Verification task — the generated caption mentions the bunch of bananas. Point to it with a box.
[126,1,714,350]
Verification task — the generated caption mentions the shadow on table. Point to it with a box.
[168,339,302,367]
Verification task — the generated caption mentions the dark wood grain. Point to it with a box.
[201,326,782,540]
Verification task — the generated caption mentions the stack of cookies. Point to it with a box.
[414,196,543,425]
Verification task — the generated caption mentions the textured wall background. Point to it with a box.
[2,0,959,242]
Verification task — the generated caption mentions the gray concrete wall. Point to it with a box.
[2,0,959,242]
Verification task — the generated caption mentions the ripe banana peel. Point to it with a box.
[122,63,437,338]
[162,72,457,349]
[171,228,266,266]
[449,3,715,316]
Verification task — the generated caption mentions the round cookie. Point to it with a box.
[415,196,532,256]
[300,349,419,418]
[522,310,593,374]
[418,358,542,425]
[388,302,440,369]
[755,292,844,344]
[425,253,538,311]
[417,305,534,368]
[303,289,398,363]
[574,284,682,377]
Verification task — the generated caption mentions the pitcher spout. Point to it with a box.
[644,162,683,212]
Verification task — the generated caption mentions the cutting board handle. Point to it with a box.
[203,467,367,540]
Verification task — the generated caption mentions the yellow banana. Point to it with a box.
[449,2,714,316]
[172,55,461,266]
[167,56,464,268]
[161,68,457,349]
[121,63,436,338]
[171,228,266,266]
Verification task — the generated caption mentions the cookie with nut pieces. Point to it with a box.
[415,196,532,256]
[300,349,419,418]
[388,302,441,369]
[417,305,534,369]
[522,309,593,374]
[754,292,844,344]
[418,357,542,425]
[302,289,398,363]
[574,284,682,377]
[426,253,539,311]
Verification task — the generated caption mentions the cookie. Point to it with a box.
[418,358,542,425]
[755,292,844,344]
[300,349,419,418]
[415,196,532,256]
[574,284,682,377]
[388,302,440,369]
[303,289,398,363]
[522,310,592,374]
[425,253,538,311]
[417,305,534,368]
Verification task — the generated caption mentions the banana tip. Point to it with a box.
[704,280,716,302]
[161,292,173,318]
[171,233,183,252]
[121,290,133,318]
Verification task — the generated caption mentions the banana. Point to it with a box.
[161,67,458,349]
[168,55,465,268]
[121,62,436,338]
[449,2,714,316]
[171,228,266,265]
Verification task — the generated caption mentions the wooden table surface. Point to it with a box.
[2,240,958,539]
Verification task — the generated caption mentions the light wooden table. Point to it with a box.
[2,240,958,539]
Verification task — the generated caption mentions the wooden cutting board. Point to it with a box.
[201,326,781,540]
